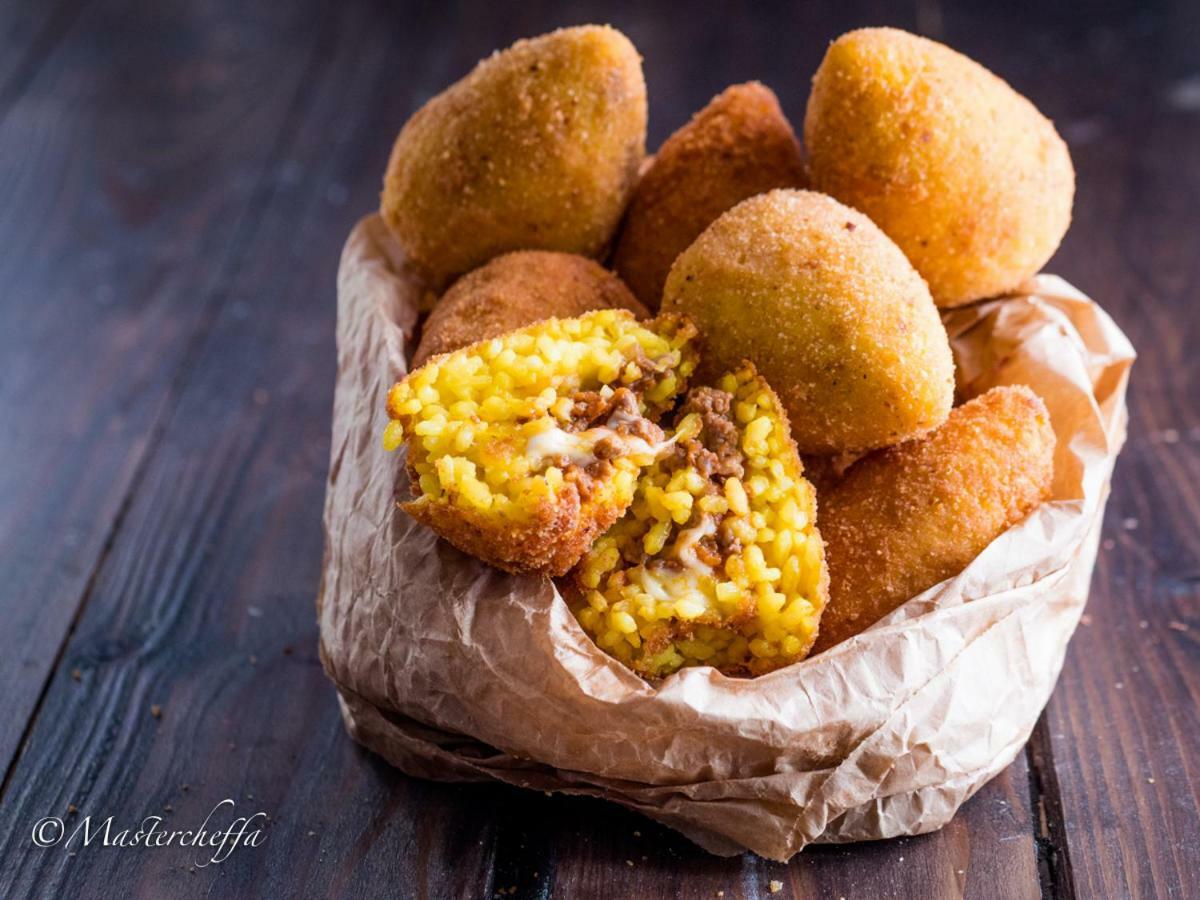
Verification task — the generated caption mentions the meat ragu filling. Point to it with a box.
[569,364,827,678]
[523,387,671,500]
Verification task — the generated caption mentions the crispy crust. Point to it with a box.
[381,25,647,288]
[812,385,1056,652]
[804,28,1074,307]
[413,251,648,367]
[613,82,807,309]
[662,189,955,454]
[403,469,630,576]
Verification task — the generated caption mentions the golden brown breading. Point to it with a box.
[405,456,638,576]
[612,82,807,308]
[413,251,648,367]
[382,25,647,289]
[804,28,1074,307]
[662,189,955,454]
[812,386,1056,652]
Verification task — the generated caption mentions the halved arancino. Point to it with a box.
[384,309,699,576]
[568,362,828,678]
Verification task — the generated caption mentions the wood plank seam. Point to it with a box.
[0,1,341,802]
[1026,714,1078,899]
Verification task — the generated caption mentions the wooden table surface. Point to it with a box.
[1,0,1196,897]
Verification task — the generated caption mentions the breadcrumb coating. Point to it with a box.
[613,82,807,309]
[813,385,1056,652]
[413,251,647,367]
[662,189,954,454]
[382,25,647,288]
[570,363,828,678]
[385,309,698,575]
[804,28,1074,307]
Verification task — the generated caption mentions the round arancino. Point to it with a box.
[804,27,1074,307]
[662,189,955,454]
[381,25,647,289]
[612,81,806,309]
[413,251,647,367]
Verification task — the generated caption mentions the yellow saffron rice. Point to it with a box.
[569,363,828,677]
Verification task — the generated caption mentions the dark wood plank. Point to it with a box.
[483,756,1037,899]
[0,1,524,897]
[0,0,353,779]
[0,0,87,108]
[1023,0,1200,894]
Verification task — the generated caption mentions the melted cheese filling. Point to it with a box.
[525,427,599,467]
[524,410,677,471]
[671,516,718,575]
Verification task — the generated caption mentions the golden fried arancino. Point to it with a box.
[804,28,1074,307]
[413,252,647,367]
[612,82,807,308]
[382,25,647,288]
[662,189,954,454]
[813,385,1056,652]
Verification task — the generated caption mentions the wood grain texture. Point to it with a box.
[0,0,507,896]
[1017,1,1200,896]
[0,0,347,779]
[0,0,87,114]
[490,755,1037,899]
[0,0,1194,897]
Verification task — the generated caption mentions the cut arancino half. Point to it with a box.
[569,362,829,678]
[383,309,699,575]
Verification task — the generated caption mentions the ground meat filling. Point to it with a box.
[544,387,668,500]
[539,385,746,521]
[663,388,749,561]
[716,519,742,557]
[634,387,751,571]
[667,387,745,481]
[568,390,620,431]
[569,387,660,440]
[693,534,723,568]
[570,388,666,451]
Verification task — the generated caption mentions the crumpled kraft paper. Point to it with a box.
[317,214,1135,861]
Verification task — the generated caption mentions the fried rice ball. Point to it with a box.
[381,25,647,289]
[804,28,1075,307]
[412,252,648,367]
[812,385,1056,652]
[662,189,954,454]
[384,310,698,576]
[612,82,807,308]
[570,363,828,678]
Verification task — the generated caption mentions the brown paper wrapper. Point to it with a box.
[317,215,1135,861]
